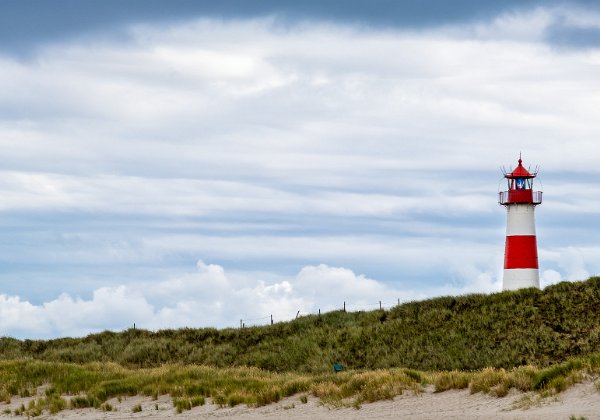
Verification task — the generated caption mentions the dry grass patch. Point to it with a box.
[1,353,600,415]
[470,368,511,396]
[311,369,422,408]
[431,370,471,392]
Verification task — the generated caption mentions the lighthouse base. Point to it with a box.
[503,268,539,291]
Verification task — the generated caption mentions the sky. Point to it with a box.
[1,0,600,338]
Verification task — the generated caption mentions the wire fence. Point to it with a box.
[239,299,402,328]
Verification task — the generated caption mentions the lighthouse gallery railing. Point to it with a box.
[498,190,542,205]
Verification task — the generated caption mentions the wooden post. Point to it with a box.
[240,319,243,329]
[271,314,273,325]
[343,301,346,312]
[318,308,321,317]
[379,301,382,310]
[398,298,400,305]
[296,310,300,319]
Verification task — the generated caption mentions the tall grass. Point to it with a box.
[431,355,600,397]
[2,277,598,373]
[0,361,420,414]
[1,277,599,416]
[1,354,600,416]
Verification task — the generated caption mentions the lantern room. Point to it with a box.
[498,157,542,205]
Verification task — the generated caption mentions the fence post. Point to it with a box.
[379,301,382,310]
[240,319,243,329]
[343,301,346,312]
[271,314,273,325]
[318,308,321,317]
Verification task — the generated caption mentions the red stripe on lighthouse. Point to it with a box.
[504,235,539,269]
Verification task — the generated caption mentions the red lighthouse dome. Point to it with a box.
[499,158,542,206]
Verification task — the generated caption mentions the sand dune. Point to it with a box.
[1,382,598,419]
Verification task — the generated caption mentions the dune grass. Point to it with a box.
[1,353,600,416]
[0,359,427,413]
[1,277,598,374]
[433,353,600,397]
[1,277,599,416]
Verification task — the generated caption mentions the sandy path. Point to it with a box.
[0,382,598,419]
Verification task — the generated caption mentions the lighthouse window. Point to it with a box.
[515,178,526,190]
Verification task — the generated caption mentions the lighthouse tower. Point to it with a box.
[499,156,543,290]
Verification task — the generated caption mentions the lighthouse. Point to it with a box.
[499,156,543,290]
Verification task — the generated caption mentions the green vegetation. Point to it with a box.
[0,355,599,416]
[173,395,205,413]
[100,402,113,411]
[1,278,599,373]
[0,277,598,416]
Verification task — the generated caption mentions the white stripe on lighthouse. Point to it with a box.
[503,268,539,290]
[506,204,536,236]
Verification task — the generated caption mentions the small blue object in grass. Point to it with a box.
[333,363,343,373]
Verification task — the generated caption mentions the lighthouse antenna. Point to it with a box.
[497,178,505,193]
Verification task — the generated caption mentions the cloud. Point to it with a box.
[5,1,597,56]
[0,260,508,339]
[557,247,590,280]
[543,8,600,49]
[0,252,592,338]
[541,269,562,287]
[0,287,154,338]
[0,10,599,336]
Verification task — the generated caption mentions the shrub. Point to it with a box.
[101,402,113,411]
[227,393,246,407]
[432,371,471,392]
[403,369,423,383]
[470,368,510,396]
[14,404,25,416]
[173,398,192,413]
[213,394,227,407]
[509,366,536,392]
[190,395,205,407]
[255,387,282,406]
[70,395,100,409]
[533,364,571,390]
[311,381,341,399]
[47,395,68,414]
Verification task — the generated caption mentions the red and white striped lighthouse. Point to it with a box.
[499,156,543,290]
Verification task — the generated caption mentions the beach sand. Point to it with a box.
[1,381,598,419]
